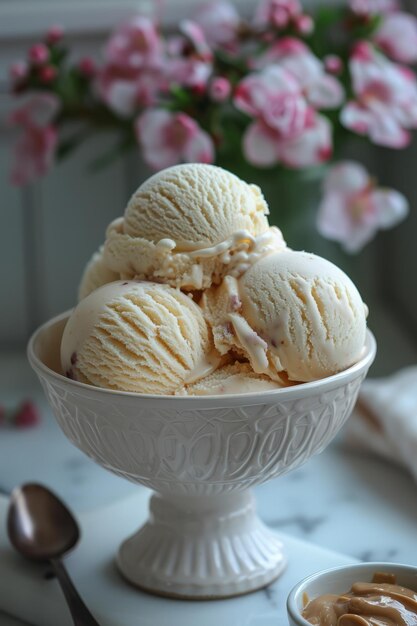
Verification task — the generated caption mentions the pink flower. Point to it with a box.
[136,109,214,170]
[349,0,399,15]
[209,76,232,102]
[243,114,331,168]
[104,16,163,71]
[341,42,417,148]
[192,2,240,48]
[234,66,332,168]
[254,0,302,28]
[317,161,408,252]
[97,68,164,116]
[374,13,417,64]
[10,93,59,186]
[98,16,166,116]
[235,66,310,136]
[28,43,49,65]
[256,38,344,109]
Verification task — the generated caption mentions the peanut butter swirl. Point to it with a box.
[302,572,417,626]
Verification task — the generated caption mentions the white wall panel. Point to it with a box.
[0,135,29,346]
[40,135,133,321]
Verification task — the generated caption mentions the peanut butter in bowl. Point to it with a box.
[302,572,417,626]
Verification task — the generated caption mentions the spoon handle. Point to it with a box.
[51,558,101,626]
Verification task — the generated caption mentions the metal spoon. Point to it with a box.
[7,483,100,626]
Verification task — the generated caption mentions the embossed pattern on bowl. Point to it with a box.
[28,312,376,496]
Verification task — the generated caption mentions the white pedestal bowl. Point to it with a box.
[28,312,376,599]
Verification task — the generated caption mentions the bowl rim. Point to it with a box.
[27,309,376,403]
[286,561,417,626]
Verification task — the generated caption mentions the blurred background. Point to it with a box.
[1,0,416,375]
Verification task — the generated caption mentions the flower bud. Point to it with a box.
[39,65,57,83]
[78,57,96,77]
[294,14,314,35]
[29,43,49,65]
[209,76,231,102]
[46,25,64,45]
[324,55,343,75]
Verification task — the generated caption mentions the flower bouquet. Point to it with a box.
[9,0,417,251]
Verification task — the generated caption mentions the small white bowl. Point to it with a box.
[287,561,417,626]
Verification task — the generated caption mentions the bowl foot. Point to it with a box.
[117,490,286,599]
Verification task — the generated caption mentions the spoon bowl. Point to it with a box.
[7,483,79,562]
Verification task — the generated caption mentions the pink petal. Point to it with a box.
[280,48,322,85]
[342,101,410,148]
[371,189,409,228]
[11,125,57,186]
[316,192,354,241]
[279,115,332,168]
[374,13,417,64]
[341,223,378,253]
[105,80,138,117]
[340,102,372,135]
[193,1,240,47]
[349,0,399,15]
[368,109,410,148]
[306,75,345,109]
[183,128,214,163]
[243,121,279,166]
[179,20,212,59]
[317,188,377,252]
[234,67,300,119]
[234,76,266,117]
[135,109,172,148]
[135,109,182,170]
[142,146,181,171]
[324,161,369,195]
[262,92,310,137]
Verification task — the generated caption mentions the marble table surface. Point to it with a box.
[1,350,417,624]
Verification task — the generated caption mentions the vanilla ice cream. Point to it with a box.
[177,361,285,396]
[61,280,215,394]
[78,247,119,300]
[204,251,367,382]
[103,164,285,290]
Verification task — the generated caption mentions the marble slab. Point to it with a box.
[0,490,356,626]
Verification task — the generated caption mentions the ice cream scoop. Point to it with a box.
[103,164,285,290]
[124,163,269,247]
[61,280,215,395]
[78,247,119,300]
[204,251,367,383]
